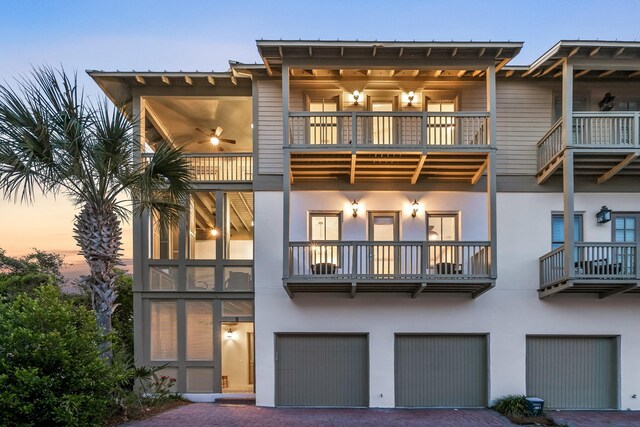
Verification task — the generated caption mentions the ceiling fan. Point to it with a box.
[194,126,237,150]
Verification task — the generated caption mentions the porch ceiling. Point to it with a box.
[289,150,489,184]
[537,150,640,184]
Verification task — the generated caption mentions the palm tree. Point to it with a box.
[0,67,191,358]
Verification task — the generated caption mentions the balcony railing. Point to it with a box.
[288,241,491,280]
[539,242,638,289]
[537,112,640,171]
[142,153,253,182]
[288,112,489,147]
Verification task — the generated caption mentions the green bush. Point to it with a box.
[492,394,532,417]
[0,285,118,426]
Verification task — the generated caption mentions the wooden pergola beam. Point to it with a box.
[433,70,443,77]
[614,47,625,57]
[207,76,216,86]
[160,76,170,85]
[541,58,565,76]
[629,70,640,78]
[589,47,601,57]
[574,69,591,78]
[411,154,427,184]
[184,76,193,85]
[495,58,510,72]
[134,75,146,85]
[568,47,580,57]
[505,70,514,77]
[599,70,616,78]
[597,152,639,184]
[457,70,467,77]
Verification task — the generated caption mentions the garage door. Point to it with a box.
[276,334,368,407]
[395,335,488,407]
[526,336,618,409]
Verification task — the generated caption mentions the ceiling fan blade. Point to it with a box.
[195,139,210,144]
[195,128,210,137]
[219,138,237,145]
[215,126,224,137]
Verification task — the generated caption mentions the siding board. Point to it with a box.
[257,79,284,175]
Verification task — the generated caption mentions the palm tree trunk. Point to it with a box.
[74,203,123,360]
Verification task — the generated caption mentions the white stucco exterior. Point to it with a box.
[255,190,640,409]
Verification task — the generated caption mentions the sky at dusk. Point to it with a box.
[1,0,640,279]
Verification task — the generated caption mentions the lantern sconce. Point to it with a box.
[596,206,612,224]
[352,90,361,106]
[225,329,235,340]
[351,199,360,217]
[411,199,420,218]
[407,91,415,107]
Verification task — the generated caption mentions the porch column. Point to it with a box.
[282,63,291,286]
[131,94,145,366]
[486,64,497,278]
[562,60,575,278]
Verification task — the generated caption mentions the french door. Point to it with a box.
[368,212,399,275]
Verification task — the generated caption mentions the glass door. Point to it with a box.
[368,99,395,144]
[612,213,639,275]
[221,322,255,393]
[368,212,399,275]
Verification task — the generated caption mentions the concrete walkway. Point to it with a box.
[121,403,513,426]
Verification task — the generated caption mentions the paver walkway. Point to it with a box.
[121,403,513,426]
[551,410,640,427]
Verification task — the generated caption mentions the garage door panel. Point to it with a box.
[526,336,617,409]
[395,335,487,407]
[276,334,368,407]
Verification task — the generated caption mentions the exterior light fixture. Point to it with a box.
[351,199,359,217]
[596,206,612,224]
[407,91,415,107]
[352,90,361,106]
[411,199,420,217]
[225,329,234,339]
[210,227,218,237]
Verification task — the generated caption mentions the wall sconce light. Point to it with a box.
[411,199,420,217]
[596,206,612,224]
[210,227,218,237]
[351,199,360,217]
[352,90,361,106]
[225,329,235,340]
[407,91,415,107]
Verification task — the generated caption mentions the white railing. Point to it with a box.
[288,241,491,280]
[288,112,489,147]
[539,242,638,288]
[537,112,640,172]
[142,153,253,182]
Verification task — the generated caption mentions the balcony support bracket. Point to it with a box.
[350,282,357,298]
[538,281,573,299]
[412,283,427,298]
[283,281,294,299]
[599,283,639,299]
[596,151,639,184]
[537,153,564,184]
[471,281,494,299]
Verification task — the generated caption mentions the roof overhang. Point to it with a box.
[256,40,523,75]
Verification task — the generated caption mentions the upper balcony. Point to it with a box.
[539,242,640,298]
[288,111,489,183]
[537,112,640,184]
[142,152,252,183]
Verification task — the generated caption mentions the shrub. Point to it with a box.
[0,285,118,426]
[492,394,532,417]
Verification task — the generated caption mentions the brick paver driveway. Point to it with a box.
[121,403,513,426]
[551,410,640,427]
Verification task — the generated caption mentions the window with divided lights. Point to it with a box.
[309,98,339,145]
[309,212,342,271]
[426,98,456,146]
[551,214,583,249]
[427,213,459,274]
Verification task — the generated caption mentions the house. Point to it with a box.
[89,39,640,410]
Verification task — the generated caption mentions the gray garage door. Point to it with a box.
[395,334,488,407]
[526,336,618,409]
[276,334,368,407]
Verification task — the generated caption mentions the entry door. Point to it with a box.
[368,98,395,144]
[368,212,399,275]
[248,332,255,385]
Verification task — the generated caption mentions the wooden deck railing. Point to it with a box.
[288,241,491,280]
[288,112,489,147]
[539,242,638,288]
[142,153,253,182]
[537,112,640,172]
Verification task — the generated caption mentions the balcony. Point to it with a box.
[286,241,493,298]
[537,112,640,184]
[538,242,640,298]
[143,153,253,182]
[287,112,490,184]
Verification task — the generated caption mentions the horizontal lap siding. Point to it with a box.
[395,335,488,407]
[276,334,369,407]
[257,79,283,175]
[496,82,553,175]
[526,336,618,409]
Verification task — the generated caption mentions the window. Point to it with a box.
[612,214,638,243]
[309,212,342,267]
[310,212,341,241]
[186,301,214,361]
[150,212,179,260]
[427,213,459,271]
[551,214,583,249]
[150,301,177,361]
[224,192,253,260]
[186,267,215,291]
[188,192,216,260]
[309,98,339,145]
[149,266,178,291]
[426,97,456,146]
[427,213,459,241]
